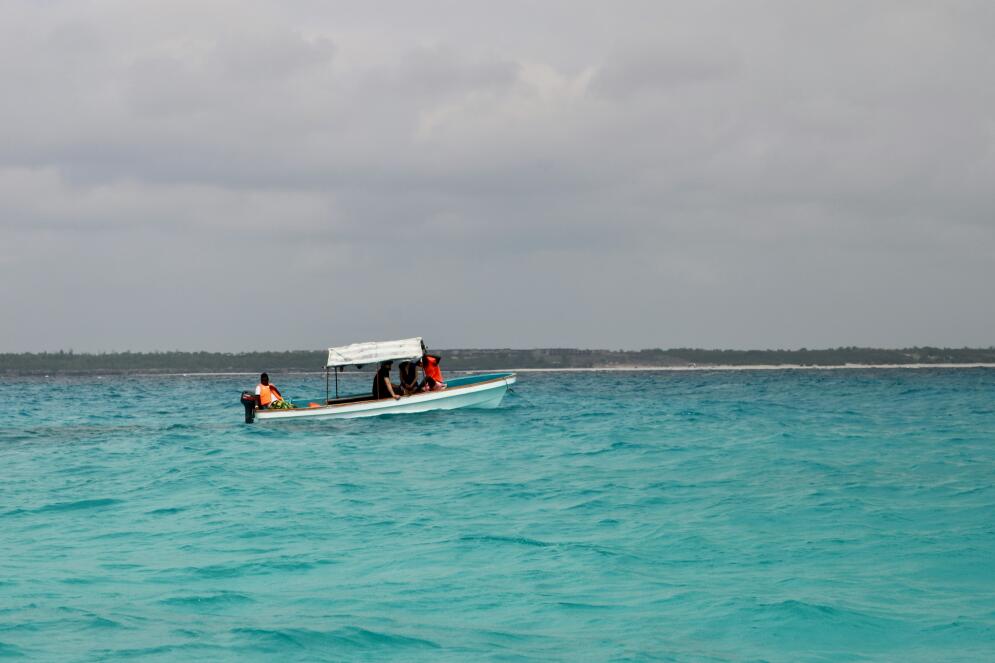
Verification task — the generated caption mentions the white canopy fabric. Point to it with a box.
[326,337,424,368]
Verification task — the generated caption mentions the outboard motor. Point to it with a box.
[240,390,256,423]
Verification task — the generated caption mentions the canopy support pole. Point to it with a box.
[335,367,339,399]
[325,366,329,404]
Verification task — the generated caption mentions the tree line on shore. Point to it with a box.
[1,347,993,375]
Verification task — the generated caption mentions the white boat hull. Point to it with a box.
[253,373,516,422]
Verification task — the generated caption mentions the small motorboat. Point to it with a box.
[240,337,516,422]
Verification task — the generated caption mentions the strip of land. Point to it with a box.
[1,347,994,375]
[512,363,995,371]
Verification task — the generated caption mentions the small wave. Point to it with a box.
[164,423,197,431]
[567,446,616,456]
[232,626,441,651]
[3,498,122,518]
[52,608,126,631]
[91,642,228,659]
[566,498,608,511]
[757,598,893,631]
[0,641,26,657]
[952,485,992,497]
[567,440,644,456]
[145,507,184,516]
[176,557,328,579]
[36,498,123,513]
[160,592,255,608]
[460,534,551,547]
[557,601,611,610]
[60,576,98,585]
[87,616,124,630]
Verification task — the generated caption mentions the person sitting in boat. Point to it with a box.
[255,373,284,409]
[398,361,419,396]
[417,350,446,391]
[372,361,402,400]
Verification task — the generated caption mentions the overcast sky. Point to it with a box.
[1,1,992,352]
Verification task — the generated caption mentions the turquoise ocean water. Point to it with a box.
[1,369,993,661]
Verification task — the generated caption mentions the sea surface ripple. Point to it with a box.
[1,369,994,661]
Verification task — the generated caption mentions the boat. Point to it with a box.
[241,337,517,422]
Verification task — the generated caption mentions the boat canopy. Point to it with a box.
[326,337,423,368]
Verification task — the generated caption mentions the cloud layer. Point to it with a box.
[2,0,993,351]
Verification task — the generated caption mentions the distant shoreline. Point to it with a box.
[14,362,995,378]
[3,346,994,375]
[512,363,995,372]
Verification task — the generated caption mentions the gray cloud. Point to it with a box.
[591,48,738,98]
[1,0,993,351]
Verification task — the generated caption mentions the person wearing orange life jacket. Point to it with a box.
[416,349,446,392]
[254,372,284,409]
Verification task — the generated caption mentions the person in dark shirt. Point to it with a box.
[398,361,419,395]
[372,361,401,400]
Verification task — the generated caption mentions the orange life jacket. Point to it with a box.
[257,384,278,406]
[423,356,442,383]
